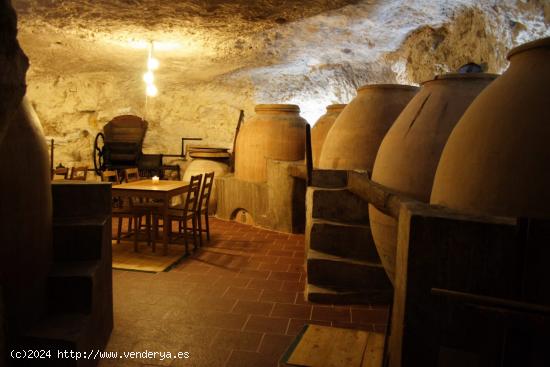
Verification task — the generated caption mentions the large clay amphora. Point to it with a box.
[311,104,346,168]
[0,97,52,335]
[235,104,307,182]
[369,73,497,283]
[431,37,550,220]
[318,84,418,172]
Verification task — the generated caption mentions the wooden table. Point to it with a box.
[111,179,190,255]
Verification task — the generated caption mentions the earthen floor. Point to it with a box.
[100,218,388,367]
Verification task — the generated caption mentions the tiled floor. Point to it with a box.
[100,218,389,367]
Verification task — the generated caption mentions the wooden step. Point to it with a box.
[47,261,101,314]
[307,250,391,290]
[308,219,380,262]
[306,284,392,305]
[307,187,370,225]
[53,217,108,261]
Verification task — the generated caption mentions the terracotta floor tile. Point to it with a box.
[260,290,298,303]
[212,329,263,352]
[248,278,284,291]
[237,269,271,279]
[276,256,306,265]
[259,333,295,357]
[311,306,351,323]
[200,311,249,330]
[268,249,295,257]
[232,300,275,316]
[214,276,251,288]
[259,262,290,272]
[225,350,279,367]
[286,319,332,335]
[270,303,311,319]
[268,271,301,281]
[191,296,237,312]
[223,286,263,301]
[281,281,305,292]
[244,315,290,334]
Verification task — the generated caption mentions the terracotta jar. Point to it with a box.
[0,97,52,334]
[431,37,550,219]
[318,84,418,172]
[183,159,229,213]
[235,104,307,182]
[311,104,346,167]
[369,73,497,283]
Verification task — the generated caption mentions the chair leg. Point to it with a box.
[151,215,157,253]
[204,211,210,241]
[197,211,203,248]
[117,216,123,244]
[134,215,141,252]
[146,212,151,246]
[192,215,198,250]
[183,220,189,255]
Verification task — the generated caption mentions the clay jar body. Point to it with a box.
[0,97,52,334]
[431,37,550,220]
[369,73,497,283]
[311,104,346,168]
[235,104,307,182]
[318,85,418,172]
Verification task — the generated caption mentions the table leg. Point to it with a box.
[163,196,169,255]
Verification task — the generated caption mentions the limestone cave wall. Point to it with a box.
[13,0,550,169]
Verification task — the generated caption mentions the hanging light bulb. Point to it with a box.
[143,71,154,84]
[146,84,158,97]
[148,57,160,70]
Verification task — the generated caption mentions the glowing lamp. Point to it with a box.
[148,58,160,70]
[146,84,158,97]
[143,71,154,84]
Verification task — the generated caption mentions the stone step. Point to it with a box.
[306,284,392,305]
[47,261,101,315]
[16,313,95,367]
[308,219,380,262]
[53,217,108,262]
[307,250,391,290]
[307,187,370,225]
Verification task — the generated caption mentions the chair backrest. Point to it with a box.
[70,166,88,181]
[183,174,203,214]
[123,167,140,182]
[198,171,215,212]
[51,167,69,181]
[101,170,119,184]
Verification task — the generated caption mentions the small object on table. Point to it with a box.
[152,176,160,184]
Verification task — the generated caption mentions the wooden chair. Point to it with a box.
[123,167,140,183]
[51,166,69,181]
[154,174,202,255]
[197,171,215,247]
[101,170,119,185]
[70,166,88,181]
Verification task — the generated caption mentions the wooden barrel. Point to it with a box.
[183,159,229,213]
[318,85,418,172]
[311,104,346,168]
[235,104,307,182]
[0,97,52,334]
[431,37,550,220]
[369,73,497,284]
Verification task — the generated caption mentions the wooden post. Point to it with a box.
[230,110,244,173]
[305,124,313,186]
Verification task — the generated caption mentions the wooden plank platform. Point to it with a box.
[283,325,384,367]
[111,240,186,272]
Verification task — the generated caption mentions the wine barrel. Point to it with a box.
[318,85,418,172]
[431,37,550,220]
[0,97,52,334]
[311,104,346,168]
[235,104,307,182]
[183,159,229,213]
[369,73,497,283]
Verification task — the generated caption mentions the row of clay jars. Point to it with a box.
[318,85,419,172]
[431,37,550,221]
[235,104,307,183]
[369,72,497,284]
[311,104,346,167]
